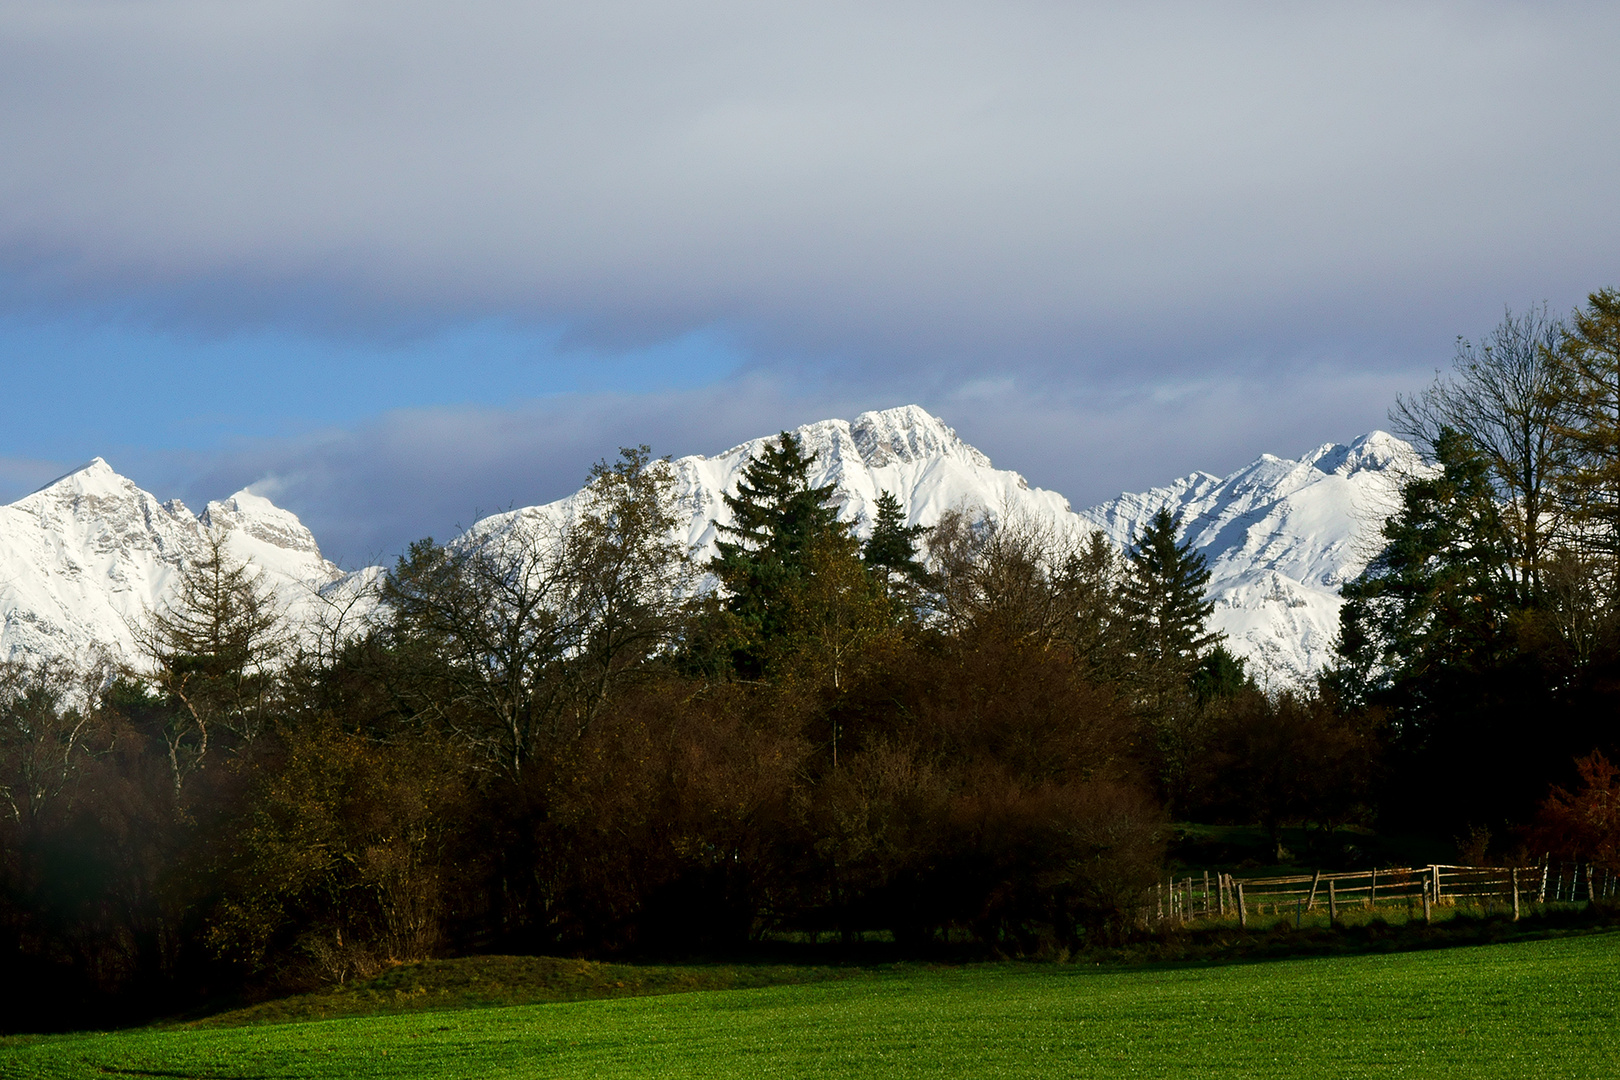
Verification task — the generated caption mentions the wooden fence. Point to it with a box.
[1142,859,1617,928]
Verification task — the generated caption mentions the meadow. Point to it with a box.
[4,932,1616,1079]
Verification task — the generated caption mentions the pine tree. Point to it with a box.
[1334,427,1558,828]
[708,432,850,676]
[1118,508,1219,809]
[1119,508,1218,685]
[1336,428,1518,710]
[1054,530,1127,683]
[861,490,927,602]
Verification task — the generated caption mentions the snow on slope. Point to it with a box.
[468,405,1079,564]
[471,407,1419,686]
[0,459,349,665]
[1079,432,1419,685]
[0,409,1420,685]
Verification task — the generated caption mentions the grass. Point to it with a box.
[4,931,1618,1078]
[181,955,855,1028]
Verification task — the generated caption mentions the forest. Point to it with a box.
[1,290,1618,1028]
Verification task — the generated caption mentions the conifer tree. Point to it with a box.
[861,490,927,603]
[709,432,850,676]
[1336,428,1518,709]
[1119,508,1218,685]
[134,532,287,797]
[1334,428,1556,827]
[1118,508,1219,808]
[1055,530,1127,683]
[1551,288,1620,599]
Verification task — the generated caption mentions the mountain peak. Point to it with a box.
[0,463,346,663]
[202,488,326,559]
[850,405,992,469]
[22,456,130,503]
[1304,430,1416,477]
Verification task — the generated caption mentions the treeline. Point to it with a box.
[3,294,1620,1025]
[1334,290,1620,837]
[0,436,1322,1022]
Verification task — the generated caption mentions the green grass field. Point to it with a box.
[4,933,1617,1079]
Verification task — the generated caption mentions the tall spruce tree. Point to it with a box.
[861,490,927,602]
[1336,428,1518,712]
[1118,508,1219,809]
[1119,508,1218,686]
[709,431,850,677]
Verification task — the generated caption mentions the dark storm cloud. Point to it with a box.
[2,2,1615,367]
[3,2,1618,554]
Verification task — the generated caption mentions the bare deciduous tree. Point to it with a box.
[1392,303,1569,598]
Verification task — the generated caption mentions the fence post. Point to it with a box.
[1369,867,1377,909]
[1236,882,1247,929]
[1306,870,1322,910]
[1512,868,1521,921]
[1203,870,1210,916]
[1329,880,1339,927]
[1217,873,1226,916]
[1431,864,1442,906]
[1539,860,1548,905]
[1586,864,1595,903]
[1422,881,1432,925]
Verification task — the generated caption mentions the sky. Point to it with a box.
[2,1,1617,566]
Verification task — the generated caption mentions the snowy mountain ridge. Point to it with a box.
[473,407,1421,683]
[0,408,1421,683]
[0,458,351,666]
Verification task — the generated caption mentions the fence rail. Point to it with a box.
[1140,859,1616,928]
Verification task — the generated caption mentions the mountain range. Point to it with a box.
[0,406,1419,684]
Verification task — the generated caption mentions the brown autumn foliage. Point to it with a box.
[1529,751,1620,871]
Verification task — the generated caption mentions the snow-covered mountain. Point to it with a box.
[0,407,1419,684]
[1077,432,1418,684]
[473,406,1420,684]
[468,404,1079,561]
[0,458,350,665]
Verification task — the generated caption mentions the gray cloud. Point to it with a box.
[149,376,871,566]
[127,363,1416,567]
[2,2,1615,368]
[2,3,1616,549]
